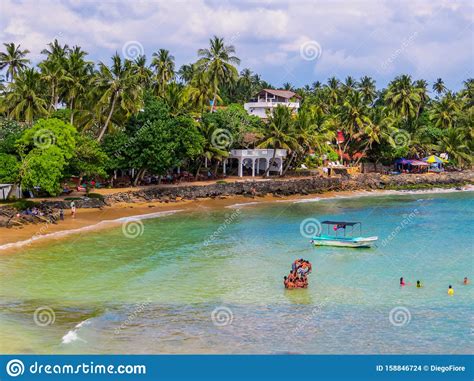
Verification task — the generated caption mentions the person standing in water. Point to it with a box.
[400,277,406,286]
[70,201,76,219]
[448,285,454,296]
[416,280,423,288]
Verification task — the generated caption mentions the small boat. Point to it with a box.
[311,220,378,248]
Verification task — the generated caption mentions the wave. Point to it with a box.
[226,201,262,209]
[290,186,474,204]
[61,318,92,344]
[0,210,183,252]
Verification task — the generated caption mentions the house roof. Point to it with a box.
[258,88,302,99]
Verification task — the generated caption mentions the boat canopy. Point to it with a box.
[321,221,361,226]
[319,221,363,237]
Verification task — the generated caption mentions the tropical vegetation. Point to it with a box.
[0,37,472,196]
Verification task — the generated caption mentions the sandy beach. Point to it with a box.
[1,185,472,253]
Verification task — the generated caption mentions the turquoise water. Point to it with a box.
[0,191,472,354]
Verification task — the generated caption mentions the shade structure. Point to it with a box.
[395,158,411,165]
[423,155,446,164]
[409,160,430,166]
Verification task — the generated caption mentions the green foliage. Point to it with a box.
[0,118,24,154]
[16,118,76,159]
[19,146,66,195]
[68,134,108,178]
[0,153,20,183]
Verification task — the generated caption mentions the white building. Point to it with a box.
[244,89,301,118]
[227,149,287,177]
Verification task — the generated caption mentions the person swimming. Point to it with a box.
[400,277,406,286]
[448,285,454,296]
[416,280,422,288]
[464,277,469,285]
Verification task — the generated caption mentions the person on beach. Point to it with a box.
[59,209,64,221]
[448,285,454,296]
[416,280,423,288]
[463,277,469,285]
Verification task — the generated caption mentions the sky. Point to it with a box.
[1,0,473,90]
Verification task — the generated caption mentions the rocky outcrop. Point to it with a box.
[0,171,472,227]
[104,171,473,204]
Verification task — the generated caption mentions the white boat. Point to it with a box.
[311,221,378,248]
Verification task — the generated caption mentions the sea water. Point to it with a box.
[0,191,472,354]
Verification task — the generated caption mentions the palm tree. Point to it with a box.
[196,120,230,178]
[41,39,69,62]
[151,49,175,96]
[433,78,446,96]
[133,55,152,87]
[0,43,30,81]
[436,128,472,168]
[185,71,216,114]
[38,58,65,111]
[384,75,421,121]
[95,53,143,141]
[196,36,240,111]
[257,105,297,177]
[358,76,377,105]
[324,77,340,107]
[430,92,460,129]
[62,46,94,125]
[178,64,195,84]
[3,68,48,123]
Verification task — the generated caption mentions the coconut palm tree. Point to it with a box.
[358,76,377,105]
[384,75,421,121]
[436,128,472,168]
[196,36,240,111]
[324,77,340,107]
[177,64,195,84]
[3,68,48,123]
[430,92,460,129]
[0,43,30,82]
[257,105,297,177]
[151,49,175,96]
[95,53,143,141]
[133,55,152,87]
[62,46,94,125]
[433,78,447,96]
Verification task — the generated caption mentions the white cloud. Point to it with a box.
[0,0,472,89]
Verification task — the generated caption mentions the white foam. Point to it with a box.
[0,210,183,252]
[61,319,92,344]
[226,201,261,209]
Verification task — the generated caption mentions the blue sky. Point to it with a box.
[1,0,473,90]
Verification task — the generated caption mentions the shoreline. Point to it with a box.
[1,184,473,253]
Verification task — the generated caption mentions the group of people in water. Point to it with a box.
[400,276,469,295]
[283,259,312,289]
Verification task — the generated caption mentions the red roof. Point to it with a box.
[258,89,302,99]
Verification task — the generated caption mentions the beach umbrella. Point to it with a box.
[423,155,446,164]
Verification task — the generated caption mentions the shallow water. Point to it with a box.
[0,191,472,354]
